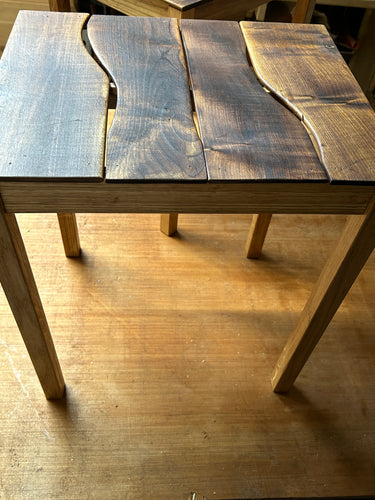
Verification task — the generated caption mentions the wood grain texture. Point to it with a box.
[49,0,71,10]
[57,213,81,257]
[1,212,375,497]
[246,213,272,258]
[160,213,179,235]
[0,11,108,181]
[0,0,50,48]
[87,16,206,182]
[272,195,375,392]
[0,181,373,214]
[0,201,65,399]
[180,20,326,182]
[292,0,316,22]
[241,22,375,184]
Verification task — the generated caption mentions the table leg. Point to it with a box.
[0,204,65,399]
[246,213,272,258]
[49,0,71,11]
[292,0,316,23]
[160,214,179,236]
[272,196,375,392]
[57,213,81,257]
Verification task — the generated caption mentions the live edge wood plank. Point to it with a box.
[0,199,65,399]
[180,20,326,182]
[241,22,375,185]
[88,16,206,182]
[0,10,108,181]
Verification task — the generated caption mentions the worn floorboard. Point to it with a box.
[0,213,374,499]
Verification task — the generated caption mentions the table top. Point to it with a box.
[0,11,375,185]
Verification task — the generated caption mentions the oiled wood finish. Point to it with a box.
[165,0,208,10]
[57,213,81,257]
[97,0,259,19]
[88,16,206,182]
[0,11,108,180]
[246,213,272,258]
[241,22,375,184]
[0,181,373,214]
[273,196,375,392]
[292,0,316,22]
[180,20,326,182]
[0,202,65,399]
[49,0,71,10]
[160,213,179,235]
[1,212,375,498]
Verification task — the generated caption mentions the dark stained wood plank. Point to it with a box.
[0,11,108,181]
[241,22,375,185]
[180,20,326,182]
[88,16,206,182]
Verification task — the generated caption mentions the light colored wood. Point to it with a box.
[246,213,272,258]
[102,0,169,16]
[98,0,265,19]
[292,0,315,22]
[1,212,375,497]
[49,0,71,10]
[241,22,375,184]
[181,20,325,181]
[0,0,49,49]
[0,202,65,399]
[0,11,108,180]
[168,5,195,17]
[57,213,81,257]
[255,3,268,20]
[272,196,375,392]
[88,16,205,182]
[0,182,373,214]
[160,213,179,236]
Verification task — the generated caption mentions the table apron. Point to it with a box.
[0,182,373,215]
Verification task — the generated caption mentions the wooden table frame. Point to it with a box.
[2,180,375,399]
[1,12,375,400]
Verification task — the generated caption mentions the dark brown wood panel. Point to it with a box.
[0,11,108,181]
[88,16,206,182]
[241,22,375,185]
[180,20,326,183]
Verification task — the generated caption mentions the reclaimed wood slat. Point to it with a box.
[0,10,108,181]
[241,21,375,185]
[88,16,206,182]
[180,20,326,182]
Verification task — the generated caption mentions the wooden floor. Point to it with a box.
[0,213,375,499]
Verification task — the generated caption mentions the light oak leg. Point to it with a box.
[0,205,65,399]
[272,197,375,392]
[292,0,316,23]
[246,213,272,259]
[49,0,71,11]
[160,214,179,236]
[57,213,81,257]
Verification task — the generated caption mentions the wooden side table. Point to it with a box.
[1,12,375,399]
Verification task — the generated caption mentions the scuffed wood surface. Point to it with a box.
[241,21,375,184]
[1,212,375,497]
[181,20,326,182]
[88,16,206,182]
[0,11,108,181]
